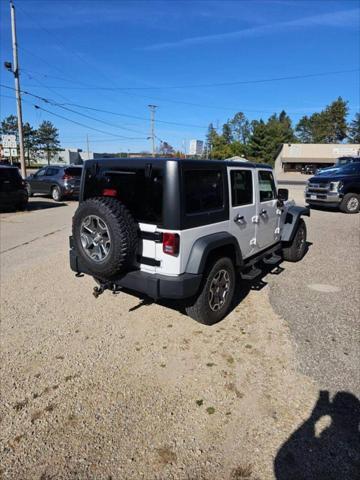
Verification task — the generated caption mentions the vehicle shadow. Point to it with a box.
[125,243,313,322]
[274,390,360,480]
[0,200,67,213]
[126,261,289,320]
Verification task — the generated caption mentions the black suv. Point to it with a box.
[27,165,83,201]
[0,165,28,211]
[305,162,360,213]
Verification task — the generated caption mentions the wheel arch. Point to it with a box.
[185,232,242,275]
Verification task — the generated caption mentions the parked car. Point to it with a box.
[69,158,309,324]
[0,165,28,211]
[27,165,83,201]
[305,162,360,213]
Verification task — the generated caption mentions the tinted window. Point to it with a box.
[36,168,46,177]
[184,170,223,214]
[231,170,253,206]
[65,167,82,177]
[258,170,277,202]
[0,168,21,183]
[46,167,59,176]
[104,168,163,224]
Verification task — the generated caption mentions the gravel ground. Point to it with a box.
[268,186,360,396]
[0,193,359,480]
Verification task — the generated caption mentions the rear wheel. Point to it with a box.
[185,257,235,325]
[282,219,307,262]
[51,186,62,202]
[340,193,359,214]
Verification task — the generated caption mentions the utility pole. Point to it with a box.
[148,104,157,157]
[10,1,26,178]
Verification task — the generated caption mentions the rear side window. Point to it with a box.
[258,170,277,202]
[65,167,82,177]
[46,167,60,176]
[231,170,253,206]
[184,170,223,214]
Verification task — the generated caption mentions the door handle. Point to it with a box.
[260,209,267,216]
[234,214,245,224]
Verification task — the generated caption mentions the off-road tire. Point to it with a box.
[185,257,235,325]
[73,196,138,278]
[282,219,307,262]
[339,193,359,214]
[51,186,62,202]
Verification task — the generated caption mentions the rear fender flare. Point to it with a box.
[185,232,242,274]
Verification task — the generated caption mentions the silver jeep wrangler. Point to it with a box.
[70,158,309,324]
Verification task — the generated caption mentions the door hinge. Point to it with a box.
[276,208,282,215]
[252,215,259,224]
[250,238,257,246]
[275,227,281,235]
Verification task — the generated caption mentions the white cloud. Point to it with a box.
[142,8,360,51]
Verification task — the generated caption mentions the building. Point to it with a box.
[275,143,360,173]
[189,139,204,156]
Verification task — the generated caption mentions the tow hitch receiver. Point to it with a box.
[93,281,121,298]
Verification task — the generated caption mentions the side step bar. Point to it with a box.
[263,254,282,265]
[241,267,262,281]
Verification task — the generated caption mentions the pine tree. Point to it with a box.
[347,113,360,143]
[36,121,61,165]
[229,112,251,144]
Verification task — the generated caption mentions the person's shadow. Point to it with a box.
[274,391,360,480]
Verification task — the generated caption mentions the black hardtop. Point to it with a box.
[83,157,272,170]
[0,164,19,170]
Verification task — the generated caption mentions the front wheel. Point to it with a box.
[282,219,307,262]
[51,186,62,202]
[185,257,235,325]
[340,193,359,214]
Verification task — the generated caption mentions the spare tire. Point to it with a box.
[72,196,138,278]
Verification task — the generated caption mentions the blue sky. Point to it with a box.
[0,0,359,153]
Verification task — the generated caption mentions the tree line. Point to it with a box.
[0,115,60,166]
[206,97,360,163]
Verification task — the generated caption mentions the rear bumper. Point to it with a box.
[69,245,202,300]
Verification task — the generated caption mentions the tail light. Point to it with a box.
[102,188,117,197]
[62,174,74,180]
[163,232,179,256]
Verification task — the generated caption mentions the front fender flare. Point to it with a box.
[281,205,310,243]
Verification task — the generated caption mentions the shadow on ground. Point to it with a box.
[125,258,301,322]
[274,390,360,480]
[0,200,68,213]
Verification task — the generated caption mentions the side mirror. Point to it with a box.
[278,188,289,202]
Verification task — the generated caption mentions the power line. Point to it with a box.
[0,84,148,136]
[19,68,359,90]
[1,82,209,129]
[32,104,147,141]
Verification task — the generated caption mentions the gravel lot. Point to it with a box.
[0,191,359,480]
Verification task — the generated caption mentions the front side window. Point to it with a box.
[231,170,253,206]
[258,170,277,202]
[184,170,223,214]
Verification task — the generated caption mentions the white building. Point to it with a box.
[275,143,360,173]
[189,139,204,156]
